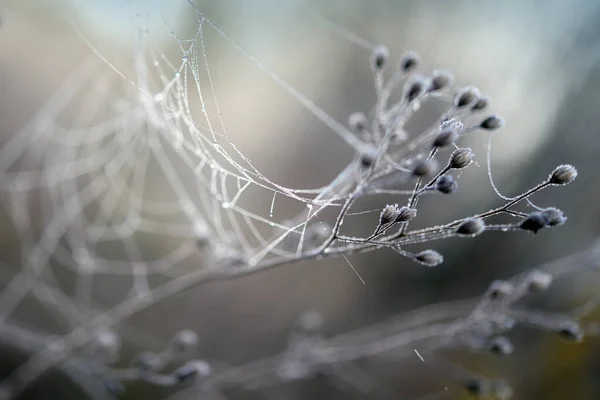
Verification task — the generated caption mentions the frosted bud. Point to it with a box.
[456,218,485,236]
[414,250,444,267]
[348,112,369,133]
[526,270,553,293]
[557,321,584,343]
[169,329,198,355]
[379,204,400,225]
[464,378,489,396]
[471,96,489,111]
[174,360,211,383]
[488,336,514,356]
[519,212,546,234]
[359,145,378,168]
[404,76,426,102]
[488,280,514,299]
[549,164,577,185]
[370,45,390,71]
[449,148,474,169]
[454,86,480,109]
[436,175,457,194]
[134,351,162,372]
[433,126,459,148]
[428,69,453,91]
[541,207,566,226]
[412,158,438,177]
[399,51,420,73]
[480,115,505,131]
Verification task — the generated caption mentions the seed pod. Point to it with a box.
[488,336,514,356]
[433,126,459,148]
[520,212,546,234]
[449,148,474,169]
[436,175,457,194]
[471,96,489,111]
[348,112,369,133]
[526,270,553,293]
[379,204,401,226]
[404,76,426,102]
[429,69,453,91]
[370,45,390,71]
[359,146,378,168]
[541,207,566,226]
[456,218,485,236]
[464,378,489,396]
[557,321,584,343]
[414,250,444,267]
[134,351,162,372]
[399,51,420,73]
[488,280,514,299]
[454,86,480,108]
[412,158,438,177]
[549,164,577,185]
[480,115,505,131]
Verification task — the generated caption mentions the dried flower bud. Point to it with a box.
[549,164,577,185]
[370,45,390,71]
[520,212,546,234]
[526,270,553,293]
[404,76,426,102]
[359,146,377,168]
[412,158,438,177]
[456,218,485,236]
[449,148,474,169]
[414,250,444,267]
[541,207,566,226]
[488,280,514,299]
[436,175,458,194]
[175,360,211,382]
[169,329,198,355]
[348,112,369,133]
[454,86,480,108]
[380,204,401,226]
[471,96,489,111]
[488,336,514,356]
[399,51,419,73]
[557,321,584,343]
[396,206,417,222]
[134,351,162,372]
[433,126,459,148]
[428,69,453,91]
[480,115,505,131]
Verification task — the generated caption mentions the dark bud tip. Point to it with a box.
[370,45,390,71]
[480,115,505,131]
[471,96,489,111]
[454,86,480,108]
[399,51,420,73]
[428,69,453,91]
[456,218,485,236]
[488,280,514,299]
[433,126,459,148]
[414,250,444,267]
[541,207,567,226]
[449,148,474,169]
[412,158,438,177]
[520,212,546,234]
[348,112,369,133]
[436,175,458,194]
[488,336,514,356]
[549,164,577,185]
[404,77,426,102]
[558,321,584,343]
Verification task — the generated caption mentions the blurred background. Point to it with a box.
[1,0,600,399]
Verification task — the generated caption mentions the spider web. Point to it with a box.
[0,0,375,346]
